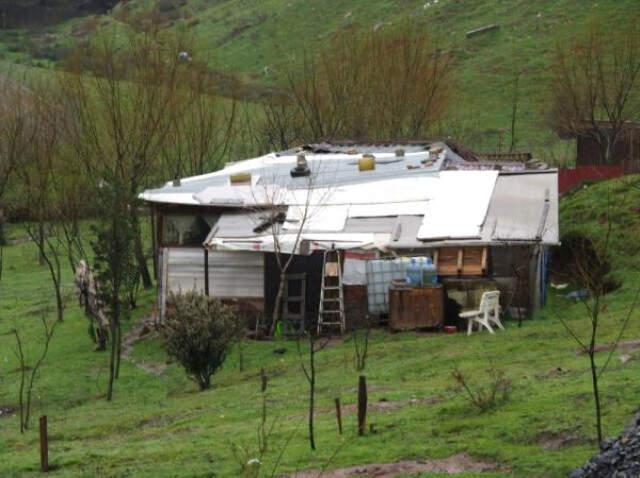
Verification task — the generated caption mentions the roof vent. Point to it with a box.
[395,148,405,158]
[172,177,181,187]
[291,153,311,177]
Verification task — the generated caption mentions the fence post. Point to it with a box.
[334,397,342,434]
[39,415,49,472]
[357,375,367,436]
[204,249,210,296]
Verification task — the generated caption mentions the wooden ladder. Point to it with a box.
[317,248,345,335]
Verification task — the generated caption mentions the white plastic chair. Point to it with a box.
[459,290,504,336]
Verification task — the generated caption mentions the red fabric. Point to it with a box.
[344,251,378,260]
[558,165,624,195]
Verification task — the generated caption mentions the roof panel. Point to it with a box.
[481,171,559,244]
[417,171,499,240]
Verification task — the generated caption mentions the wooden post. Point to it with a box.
[334,397,342,435]
[39,415,49,472]
[204,249,210,296]
[357,375,367,436]
[150,207,158,281]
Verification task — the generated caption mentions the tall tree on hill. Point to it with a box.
[14,81,68,323]
[550,20,640,164]
[159,59,237,178]
[56,28,235,399]
[59,29,235,292]
[57,30,179,399]
[0,73,33,280]
[255,23,454,149]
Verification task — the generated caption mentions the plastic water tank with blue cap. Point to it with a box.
[406,258,422,286]
[421,257,438,285]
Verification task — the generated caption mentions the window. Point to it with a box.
[161,213,218,246]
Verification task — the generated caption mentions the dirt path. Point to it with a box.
[289,453,501,477]
[121,317,167,376]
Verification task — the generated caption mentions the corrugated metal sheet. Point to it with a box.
[482,171,559,244]
[208,251,264,298]
[140,142,453,205]
[210,211,261,238]
[285,204,349,232]
[389,216,424,249]
[166,248,206,294]
[343,217,396,234]
[418,171,498,240]
[165,247,264,298]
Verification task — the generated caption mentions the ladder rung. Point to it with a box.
[320,322,343,326]
[322,298,341,302]
[320,310,342,314]
[323,286,341,290]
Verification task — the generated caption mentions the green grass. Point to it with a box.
[2,178,640,476]
[1,0,639,160]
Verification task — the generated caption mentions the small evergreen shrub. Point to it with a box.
[162,292,242,390]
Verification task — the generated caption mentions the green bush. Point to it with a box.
[162,292,241,390]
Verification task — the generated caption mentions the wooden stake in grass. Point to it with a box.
[334,397,342,435]
[39,415,48,473]
[357,375,367,436]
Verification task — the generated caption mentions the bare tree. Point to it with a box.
[160,61,237,179]
[280,23,454,143]
[550,20,640,163]
[296,331,330,451]
[352,320,371,372]
[13,315,59,433]
[0,72,34,282]
[59,30,185,291]
[249,162,327,337]
[57,31,210,400]
[0,72,31,204]
[15,83,67,323]
[552,187,640,449]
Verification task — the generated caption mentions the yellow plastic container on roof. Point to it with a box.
[230,172,251,184]
[358,154,376,172]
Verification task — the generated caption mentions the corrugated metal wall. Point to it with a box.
[162,247,265,299]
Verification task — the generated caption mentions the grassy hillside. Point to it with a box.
[2,179,640,477]
[1,0,639,160]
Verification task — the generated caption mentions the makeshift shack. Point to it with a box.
[140,141,559,331]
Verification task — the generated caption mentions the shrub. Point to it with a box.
[452,367,511,412]
[162,292,242,390]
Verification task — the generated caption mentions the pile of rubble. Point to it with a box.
[570,413,640,478]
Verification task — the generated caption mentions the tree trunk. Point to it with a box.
[308,339,316,451]
[115,320,122,379]
[131,210,153,290]
[358,375,367,436]
[96,326,107,352]
[270,271,287,336]
[107,282,120,400]
[53,276,63,323]
[38,223,45,266]
[107,316,117,401]
[589,351,604,449]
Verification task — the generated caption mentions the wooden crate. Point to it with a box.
[389,285,444,331]
[435,247,488,276]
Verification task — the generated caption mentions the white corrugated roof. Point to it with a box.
[482,171,559,244]
[141,142,558,251]
[203,172,558,252]
[417,171,498,240]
